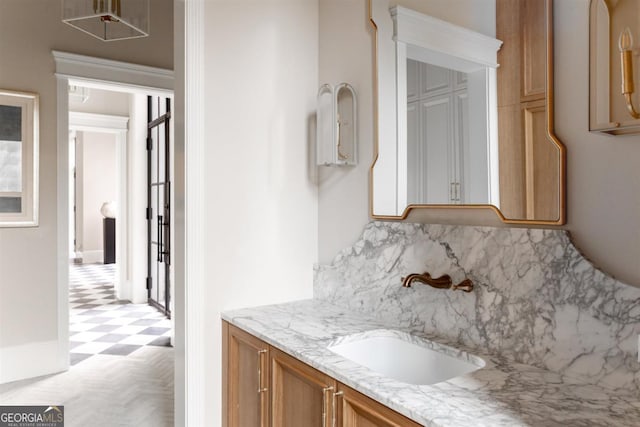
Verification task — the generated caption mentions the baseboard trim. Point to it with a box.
[0,340,65,384]
[81,250,104,264]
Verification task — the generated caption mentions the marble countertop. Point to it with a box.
[222,299,640,427]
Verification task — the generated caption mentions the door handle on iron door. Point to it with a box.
[157,215,163,262]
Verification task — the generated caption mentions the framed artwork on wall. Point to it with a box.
[0,90,39,227]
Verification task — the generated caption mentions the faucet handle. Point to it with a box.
[422,272,452,286]
[451,278,474,292]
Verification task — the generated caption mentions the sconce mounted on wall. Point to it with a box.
[589,0,640,135]
[317,83,357,166]
[62,0,150,42]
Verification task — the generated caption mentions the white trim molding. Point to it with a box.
[69,112,129,132]
[0,340,63,384]
[390,6,502,72]
[79,250,104,265]
[52,50,174,93]
[177,0,206,425]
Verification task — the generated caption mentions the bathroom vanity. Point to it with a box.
[222,299,640,426]
[222,221,640,426]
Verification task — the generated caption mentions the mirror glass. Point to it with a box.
[370,0,565,224]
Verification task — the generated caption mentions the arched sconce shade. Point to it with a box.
[317,83,358,166]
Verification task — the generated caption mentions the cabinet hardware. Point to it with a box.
[332,390,344,427]
[322,386,334,427]
[257,349,268,393]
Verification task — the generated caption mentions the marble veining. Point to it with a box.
[223,300,640,426]
[314,222,640,392]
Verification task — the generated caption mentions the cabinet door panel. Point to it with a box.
[271,347,335,427]
[225,323,269,427]
[336,383,421,427]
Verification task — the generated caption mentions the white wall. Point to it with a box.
[318,0,373,264]
[317,0,640,287]
[76,131,117,262]
[0,0,172,383]
[201,0,319,423]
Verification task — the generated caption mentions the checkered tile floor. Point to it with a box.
[69,263,172,366]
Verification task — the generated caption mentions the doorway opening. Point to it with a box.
[66,82,174,366]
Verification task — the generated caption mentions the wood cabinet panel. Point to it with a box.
[225,323,270,427]
[523,100,558,219]
[496,0,521,108]
[336,383,421,427]
[522,0,546,100]
[497,103,526,219]
[270,347,335,427]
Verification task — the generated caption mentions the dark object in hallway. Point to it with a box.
[103,217,116,264]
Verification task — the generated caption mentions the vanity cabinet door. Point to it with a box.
[224,322,270,427]
[335,383,421,427]
[270,347,336,427]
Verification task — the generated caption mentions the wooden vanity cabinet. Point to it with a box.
[223,322,421,427]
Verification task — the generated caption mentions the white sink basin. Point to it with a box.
[328,331,484,385]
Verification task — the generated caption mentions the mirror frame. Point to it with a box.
[368,0,566,225]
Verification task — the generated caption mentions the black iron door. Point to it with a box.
[147,95,171,317]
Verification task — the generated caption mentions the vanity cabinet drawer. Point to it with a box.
[223,321,421,427]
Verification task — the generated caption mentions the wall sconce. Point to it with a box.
[619,27,639,119]
[316,83,357,166]
[62,0,149,41]
[589,0,640,135]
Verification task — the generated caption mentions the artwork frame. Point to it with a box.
[0,90,39,227]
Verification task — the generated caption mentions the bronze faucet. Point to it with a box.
[401,271,474,292]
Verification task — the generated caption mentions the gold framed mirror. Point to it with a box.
[369,0,566,225]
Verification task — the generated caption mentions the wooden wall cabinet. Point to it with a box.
[223,322,421,427]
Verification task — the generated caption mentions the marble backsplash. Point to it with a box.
[313,221,640,391]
